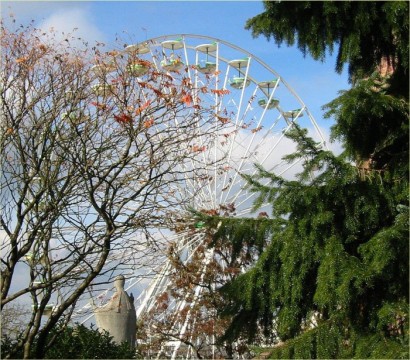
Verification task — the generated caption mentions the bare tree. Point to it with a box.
[1,302,31,339]
[0,21,225,358]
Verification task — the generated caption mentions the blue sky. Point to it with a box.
[2,0,350,144]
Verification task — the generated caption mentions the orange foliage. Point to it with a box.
[216,115,229,124]
[191,145,206,153]
[135,100,151,115]
[181,77,192,87]
[152,88,163,97]
[211,88,230,95]
[15,57,28,64]
[131,59,151,67]
[91,101,108,111]
[114,113,133,124]
[143,117,155,128]
[258,211,269,218]
[202,209,219,216]
[107,50,120,57]
[251,126,263,133]
[181,93,193,106]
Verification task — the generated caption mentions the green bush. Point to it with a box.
[1,324,136,359]
[293,330,315,359]
[1,334,24,359]
[44,324,136,359]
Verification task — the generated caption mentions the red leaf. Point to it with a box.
[114,113,133,124]
[135,100,151,115]
[181,93,193,106]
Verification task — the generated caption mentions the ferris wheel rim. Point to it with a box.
[116,31,327,310]
[124,33,327,148]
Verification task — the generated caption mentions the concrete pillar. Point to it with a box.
[94,275,137,348]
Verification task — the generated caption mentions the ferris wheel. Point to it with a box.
[70,34,327,358]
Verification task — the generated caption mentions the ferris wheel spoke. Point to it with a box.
[216,86,261,203]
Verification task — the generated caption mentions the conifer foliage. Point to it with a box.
[207,1,409,358]
[245,1,409,82]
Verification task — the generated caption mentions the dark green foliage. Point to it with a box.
[267,321,409,359]
[1,324,136,359]
[280,342,294,359]
[292,330,315,359]
[245,1,409,82]
[324,73,409,168]
[216,128,408,345]
[211,115,408,356]
[204,214,272,260]
[1,335,24,359]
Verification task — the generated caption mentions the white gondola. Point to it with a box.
[229,76,250,89]
[195,43,217,53]
[228,58,250,89]
[258,80,280,109]
[92,83,113,97]
[125,43,150,55]
[195,43,217,74]
[228,58,249,69]
[258,98,279,109]
[127,62,150,76]
[61,110,90,124]
[258,80,279,90]
[161,40,184,71]
[91,63,115,76]
[31,304,55,316]
[283,109,304,119]
[161,57,184,71]
[196,61,216,74]
[161,39,184,50]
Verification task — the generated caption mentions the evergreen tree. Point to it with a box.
[245,1,408,82]
[205,1,409,358]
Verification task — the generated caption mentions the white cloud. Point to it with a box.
[37,7,105,48]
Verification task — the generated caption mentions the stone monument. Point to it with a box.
[94,275,137,348]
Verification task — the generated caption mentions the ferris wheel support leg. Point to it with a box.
[136,260,172,318]
[170,247,215,360]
